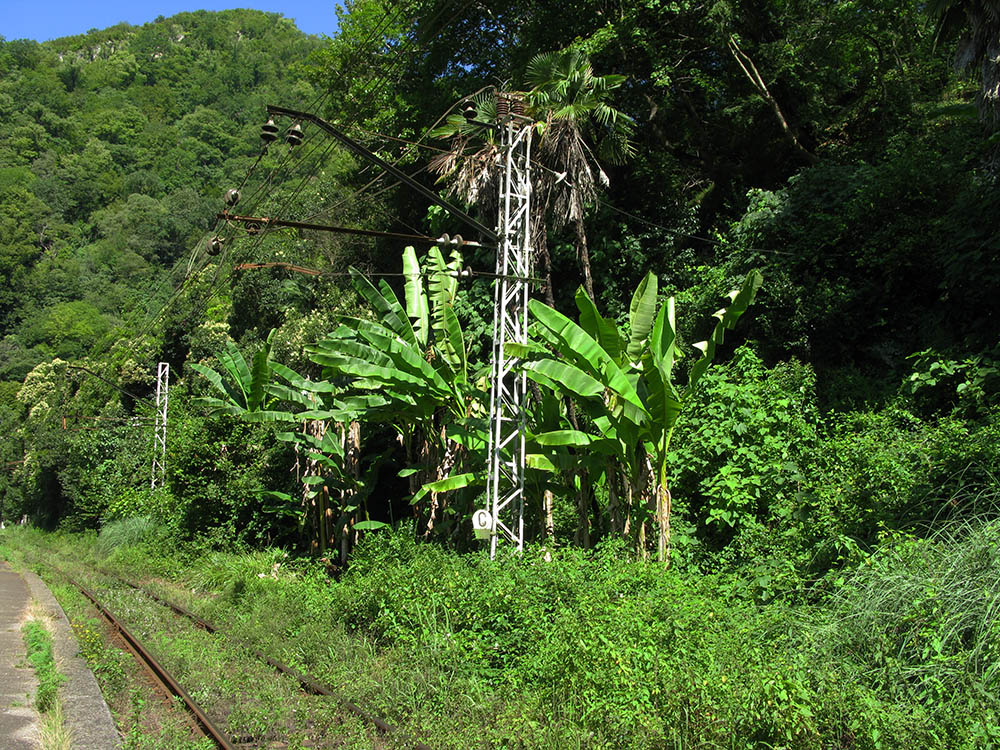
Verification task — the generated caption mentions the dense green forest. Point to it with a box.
[1,1,999,746]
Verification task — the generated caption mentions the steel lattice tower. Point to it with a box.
[150,362,169,489]
[486,115,532,558]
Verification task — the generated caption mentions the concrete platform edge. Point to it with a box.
[20,568,122,750]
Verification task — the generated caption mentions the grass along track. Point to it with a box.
[22,548,396,749]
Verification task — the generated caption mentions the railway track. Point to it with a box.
[33,554,432,749]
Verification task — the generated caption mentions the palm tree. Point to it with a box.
[932,0,1000,122]
[430,49,634,305]
[525,48,635,302]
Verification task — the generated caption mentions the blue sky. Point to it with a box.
[4,1,340,42]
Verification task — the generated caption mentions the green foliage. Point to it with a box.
[726,121,1000,379]
[22,620,65,713]
[905,346,1000,417]
[668,348,819,568]
[803,408,1000,550]
[520,270,762,558]
[816,520,1000,741]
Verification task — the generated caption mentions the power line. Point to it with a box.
[233,261,544,284]
[130,0,477,349]
[66,365,156,407]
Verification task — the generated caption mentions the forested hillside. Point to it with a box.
[1,2,999,744]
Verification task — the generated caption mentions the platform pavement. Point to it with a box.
[0,559,121,749]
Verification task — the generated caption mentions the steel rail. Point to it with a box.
[60,558,433,750]
[55,568,237,750]
[109,571,412,740]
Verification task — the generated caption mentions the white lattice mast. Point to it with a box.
[486,99,532,558]
[150,362,169,489]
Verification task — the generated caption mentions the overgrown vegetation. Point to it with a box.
[5,525,998,748]
[1,0,999,745]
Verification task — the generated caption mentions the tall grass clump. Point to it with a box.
[96,515,167,555]
[814,517,1000,743]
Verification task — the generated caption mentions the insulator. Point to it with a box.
[260,118,279,143]
[496,95,510,119]
[437,233,450,246]
[452,234,464,248]
[285,122,304,147]
[224,188,241,207]
[245,221,263,236]
[462,101,477,121]
[207,237,223,256]
[511,96,525,117]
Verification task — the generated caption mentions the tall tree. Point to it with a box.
[525,49,635,303]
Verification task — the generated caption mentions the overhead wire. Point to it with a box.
[234,262,543,284]
[173,1,440,326]
[301,86,489,227]
[293,1,478,224]
[332,107,800,259]
[238,0,422,224]
[139,0,478,341]
[16,12,427,434]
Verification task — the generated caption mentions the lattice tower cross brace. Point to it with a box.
[487,118,532,558]
[150,362,169,489]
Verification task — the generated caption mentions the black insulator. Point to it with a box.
[224,188,241,207]
[496,95,510,119]
[462,101,477,121]
[261,118,279,143]
[207,236,223,256]
[286,122,304,147]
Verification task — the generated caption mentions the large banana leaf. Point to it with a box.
[410,471,483,504]
[216,342,253,406]
[190,362,241,406]
[523,358,606,399]
[575,287,622,362]
[528,299,646,417]
[247,329,275,411]
[627,271,659,362]
[534,430,616,454]
[269,362,339,393]
[442,304,467,383]
[403,246,429,348]
[309,336,395,371]
[333,320,400,360]
[192,333,274,413]
[347,267,417,347]
[427,246,460,319]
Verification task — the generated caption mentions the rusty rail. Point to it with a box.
[104,569,421,742]
[57,569,237,750]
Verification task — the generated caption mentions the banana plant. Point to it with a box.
[191,331,384,553]
[306,246,488,537]
[516,270,763,562]
[190,330,285,420]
